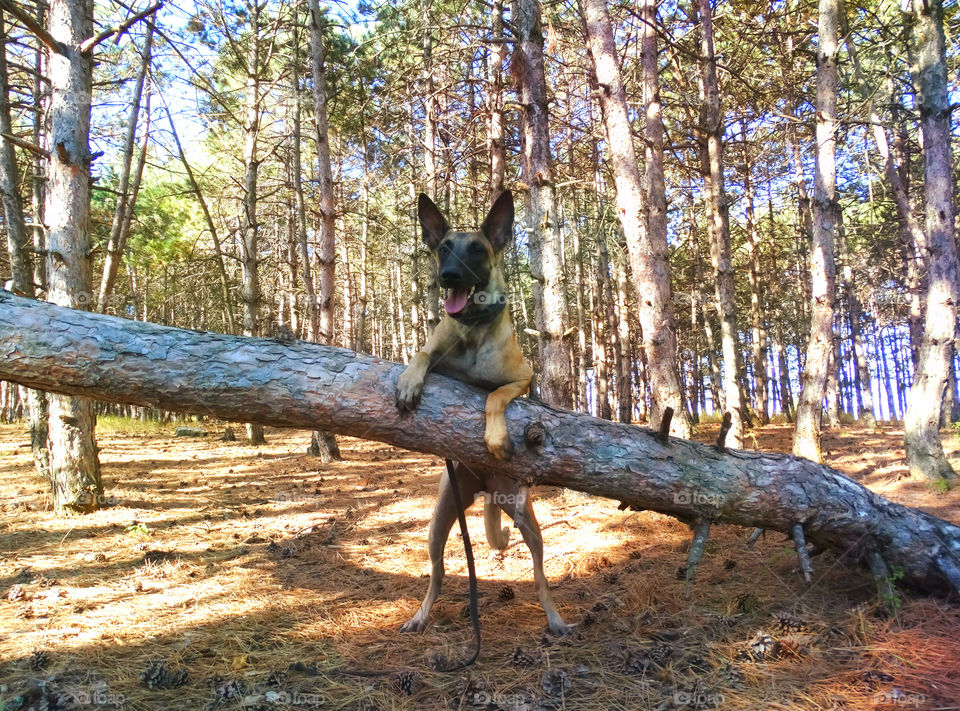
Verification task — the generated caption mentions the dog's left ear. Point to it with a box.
[481,190,514,253]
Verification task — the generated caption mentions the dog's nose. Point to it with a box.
[440,267,462,283]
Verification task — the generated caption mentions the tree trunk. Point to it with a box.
[307,0,341,462]
[3,290,960,596]
[903,0,959,480]
[614,242,632,423]
[29,1,45,294]
[0,9,47,478]
[240,4,264,446]
[97,23,152,313]
[741,132,768,425]
[582,0,690,436]
[572,223,589,412]
[837,219,876,427]
[597,232,618,420]
[696,0,743,446]
[43,0,102,513]
[290,37,318,342]
[513,0,572,409]
[421,6,440,335]
[793,0,839,463]
[486,0,505,203]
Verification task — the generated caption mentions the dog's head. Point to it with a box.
[417,190,513,319]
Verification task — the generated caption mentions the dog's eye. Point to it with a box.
[468,242,485,255]
[438,242,450,254]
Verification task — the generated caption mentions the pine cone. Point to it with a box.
[648,643,673,666]
[540,668,571,698]
[213,678,246,701]
[141,659,169,689]
[498,584,515,601]
[735,593,761,613]
[36,688,72,711]
[29,650,50,670]
[509,646,537,667]
[621,650,651,675]
[265,670,287,687]
[719,663,745,688]
[141,659,188,690]
[736,632,780,662]
[166,668,188,688]
[394,670,416,696]
[774,613,810,634]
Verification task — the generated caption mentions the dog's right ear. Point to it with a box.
[418,193,450,250]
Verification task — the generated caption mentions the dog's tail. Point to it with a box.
[483,495,511,550]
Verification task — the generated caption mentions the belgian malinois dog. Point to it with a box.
[395,191,571,635]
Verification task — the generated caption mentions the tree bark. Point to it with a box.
[240,2,264,446]
[0,9,47,478]
[582,0,690,436]
[741,130,768,425]
[903,0,959,480]
[306,0,341,462]
[486,0,505,204]
[290,34,318,342]
[695,0,744,446]
[614,242,632,423]
[96,23,152,313]
[3,290,960,596]
[420,4,441,335]
[43,0,102,513]
[793,0,839,463]
[512,0,572,409]
[837,218,876,427]
[308,0,336,348]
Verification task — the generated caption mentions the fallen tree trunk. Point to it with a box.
[1,289,959,596]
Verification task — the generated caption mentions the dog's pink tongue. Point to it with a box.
[444,288,469,315]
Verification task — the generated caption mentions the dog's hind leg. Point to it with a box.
[491,476,572,636]
[401,462,484,633]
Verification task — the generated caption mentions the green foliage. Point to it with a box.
[125,522,151,538]
[97,415,169,436]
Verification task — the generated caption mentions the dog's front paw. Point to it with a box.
[395,369,424,413]
[484,425,515,461]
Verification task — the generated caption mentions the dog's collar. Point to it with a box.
[449,295,507,326]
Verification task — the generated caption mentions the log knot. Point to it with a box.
[524,421,547,449]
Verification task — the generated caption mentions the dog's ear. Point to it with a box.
[418,193,450,250]
[481,190,514,253]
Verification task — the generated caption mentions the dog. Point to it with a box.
[394,190,571,636]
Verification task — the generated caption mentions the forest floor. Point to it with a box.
[1,420,959,711]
